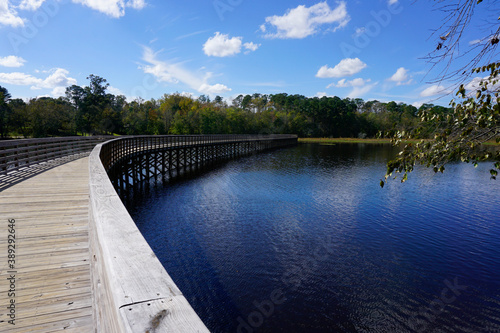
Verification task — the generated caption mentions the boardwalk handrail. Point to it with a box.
[98,134,298,171]
[0,136,113,175]
[89,135,296,332]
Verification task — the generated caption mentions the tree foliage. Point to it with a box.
[0,86,12,138]
[382,0,500,186]
[384,63,500,185]
[2,83,448,141]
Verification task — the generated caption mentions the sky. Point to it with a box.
[0,0,495,107]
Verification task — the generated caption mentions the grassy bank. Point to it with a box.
[299,137,499,146]
[298,138,394,144]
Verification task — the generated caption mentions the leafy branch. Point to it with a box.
[382,62,500,187]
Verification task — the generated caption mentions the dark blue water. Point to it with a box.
[129,143,500,332]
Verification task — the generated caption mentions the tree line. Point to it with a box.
[0,75,451,139]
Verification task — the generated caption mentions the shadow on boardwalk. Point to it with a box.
[0,152,89,192]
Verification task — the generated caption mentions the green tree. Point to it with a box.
[384,65,500,185]
[383,0,499,186]
[8,99,29,137]
[65,84,86,134]
[0,86,12,138]
[27,98,72,137]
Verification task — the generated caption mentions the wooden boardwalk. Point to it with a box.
[0,156,93,332]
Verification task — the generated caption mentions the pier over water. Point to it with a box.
[0,134,297,332]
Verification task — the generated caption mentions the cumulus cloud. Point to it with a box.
[203,32,259,57]
[0,0,145,26]
[0,0,25,27]
[19,0,45,11]
[126,0,145,10]
[41,68,77,88]
[315,92,332,98]
[244,42,260,53]
[203,32,242,57]
[412,101,425,108]
[141,46,231,95]
[316,58,367,78]
[388,67,413,85]
[71,0,146,18]
[108,86,125,96]
[199,83,231,94]
[0,56,26,68]
[50,86,68,97]
[463,76,500,94]
[0,72,40,86]
[261,1,350,39]
[420,85,450,97]
[0,68,77,92]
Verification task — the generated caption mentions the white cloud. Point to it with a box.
[0,68,76,90]
[203,32,242,57]
[388,0,398,5]
[0,72,41,86]
[315,92,330,98]
[420,85,449,97]
[41,68,77,88]
[203,32,259,57]
[388,67,413,85]
[464,76,500,94]
[329,77,371,88]
[126,0,145,10]
[71,0,146,18]
[19,0,46,11]
[199,83,232,94]
[108,86,125,96]
[464,77,484,91]
[354,27,365,37]
[51,86,67,97]
[326,77,376,98]
[0,56,26,68]
[316,58,367,78]
[262,1,350,39]
[0,0,25,27]
[348,83,376,98]
[244,42,260,52]
[141,47,231,95]
[1,0,145,25]
[412,101,425,108]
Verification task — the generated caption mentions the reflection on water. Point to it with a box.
[129,143,500,332]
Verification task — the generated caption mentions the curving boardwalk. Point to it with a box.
[0,135,297,332]
[0,156,92,332]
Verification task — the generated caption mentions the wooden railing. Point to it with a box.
[88,135,297,332]
[98,134,298,172]
[0,136,113,175]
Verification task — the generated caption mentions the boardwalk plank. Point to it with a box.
[0,157,93,332]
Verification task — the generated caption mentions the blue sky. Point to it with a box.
[0,0,493,106]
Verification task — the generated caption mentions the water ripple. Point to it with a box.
[131,144,500,332]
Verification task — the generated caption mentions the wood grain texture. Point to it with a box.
[89,144,210,332]
[0,157,93,333]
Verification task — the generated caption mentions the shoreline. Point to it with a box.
[299,137,500,146]
[299,138,395,144]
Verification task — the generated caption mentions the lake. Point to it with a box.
[128,143,500,332]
